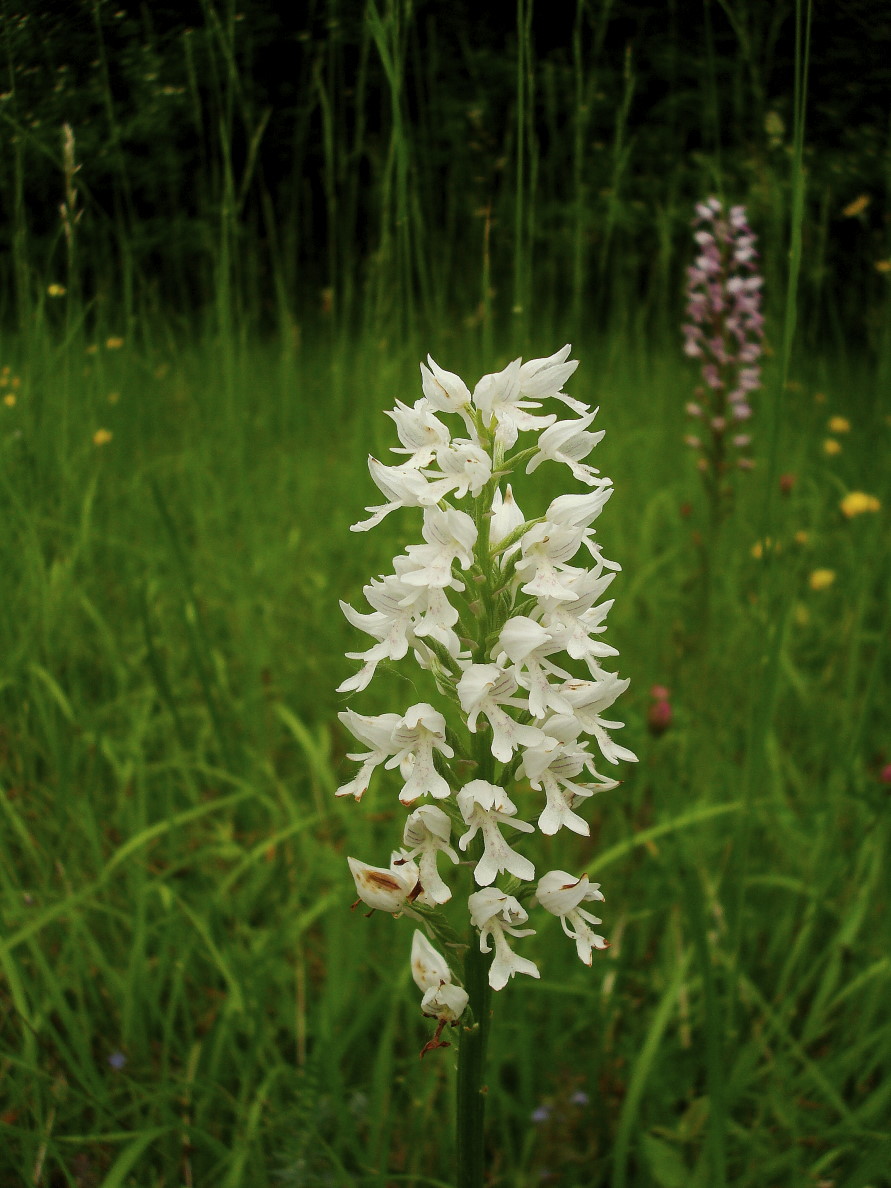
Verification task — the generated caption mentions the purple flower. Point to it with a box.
[682,197,764,499]
[107,1051,127,1070]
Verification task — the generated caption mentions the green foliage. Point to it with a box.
[0,0,889,349]
[0,319,889,1184]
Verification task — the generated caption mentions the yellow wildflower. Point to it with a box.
[93,428,113,446]
[47,283,66,297]
[827,416,850,433]
[809,569,836,591]
[105,336,124,350]
[876,260,891,274]
[823,438,842,456]
[107,391,120,405]
[3,393,16,408]
[840,491,880,518]
[794,530,809,546]
[751,538,780,559]
[793,603,810,627]
[842,195,870,217]
[85,344,98,355]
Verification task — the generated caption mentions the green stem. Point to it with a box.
[456,932,492,1188]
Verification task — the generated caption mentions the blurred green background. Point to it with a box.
[1,1,889,1185]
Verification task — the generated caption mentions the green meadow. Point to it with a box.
[1,2,890,1185]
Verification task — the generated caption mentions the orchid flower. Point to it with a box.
[336,346,636,1031]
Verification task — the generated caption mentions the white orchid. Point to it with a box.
[336,346,636,1027]
[468,888,540,991]
[386,703,454,803]
[536,871,609,964]
[456,664,546,762]
[457,780,536,887]
[401,805,459,903]
[348,854,420,914]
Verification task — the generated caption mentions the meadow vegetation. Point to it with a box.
[1,1,890,1185]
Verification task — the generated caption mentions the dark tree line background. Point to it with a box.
[1,0,889,345]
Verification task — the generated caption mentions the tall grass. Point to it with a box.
[1,0,890,1184]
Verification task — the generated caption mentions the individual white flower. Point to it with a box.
[457,780,535,886]
[335,709,401,799]
[399,506,478,590]
[386,703,454,803]
[536,870,608,964]
[420,980,470,1023]
[337,574,418,693]
[471,357,557,449]
[557,676,639,765]
[386,398,451,465]
[351,458,454,532]
[468,887,540,991]
[348,854,420,914]
[430,440,492,498]
[536,567,619,676]
[517,344,580,404]
[495,616,573,719]
[520,724,618,836]
[513,522,586,602]
[386,562,464,657]
[545,488,613,534]
[456,663,545,762]
[489,484,526,553]
[421,356,474,420]
[526,411,605,486]
[401,805,459,903]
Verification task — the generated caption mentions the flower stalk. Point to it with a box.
[335,346,637,1185]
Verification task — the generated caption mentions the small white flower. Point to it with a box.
[421,356,474,418]
[401,805,459,903]
[468,887,540,991]
[514,522,586,602]
[348,854,419,914]
[421,980,470,1022]
[457,780,535,886]
[495,616,572,719]
[517,344,579,403]
[526,411,605,486]
[337,574,418,693]
[431,440,492,498]
[545,488,613,533]
[558,676,639,765]
[386,703,454,803]
[399,506,478,590]
[536,870,608,964]
[456,664,545,762]
[520,725,617,836]
[386,398,451,465]
[536,568,619,676]
[335,709,401,799]
[351,458,453,532]
[472,357,557,449]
